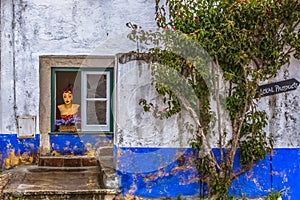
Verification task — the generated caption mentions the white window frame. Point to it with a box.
[81,71,111,132]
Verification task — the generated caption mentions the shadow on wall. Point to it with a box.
[0,134,40,170]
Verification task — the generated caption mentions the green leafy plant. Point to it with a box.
[264,191,282,200]
[127,0,300,199]
[9,197,25,200]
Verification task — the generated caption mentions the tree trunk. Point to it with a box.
[207,176,231,200]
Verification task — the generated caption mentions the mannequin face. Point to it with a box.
[63,91,73,105]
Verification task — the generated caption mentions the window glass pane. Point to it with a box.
[87,74,106,98]
[86,101,107,125]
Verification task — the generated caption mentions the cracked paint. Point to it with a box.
[0,1,299,199]
[116,147,201,198]
[49,134,113,156]
[0,134,39,170]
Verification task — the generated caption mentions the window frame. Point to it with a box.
[81,70,111,132]
[50,67,114,134]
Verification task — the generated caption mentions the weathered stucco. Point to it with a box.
[0,133,39,169]
[1,0,156,134]
[115,59,195,148]
[1,0,299,147]
[265,58,300,148]
[39,55,115,154]
[0,0,300,199]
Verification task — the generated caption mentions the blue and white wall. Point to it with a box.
[115,59,200,198]
[260,57,300,200]
[114,57,300,199]
[0,1,300,199]
[0,0,155,167]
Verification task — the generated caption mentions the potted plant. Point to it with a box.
[55,115,80,132]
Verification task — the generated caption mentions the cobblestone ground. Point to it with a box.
[0,172,11,199]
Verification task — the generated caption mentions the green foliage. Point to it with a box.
[9,197,25,200]
[240,110,273,166]
[264,191,282,200]
[209,176,232,200]
[176,191,282,199]
[128,0,300,199]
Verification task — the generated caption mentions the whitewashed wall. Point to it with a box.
[115,60,195,148]
[264,58,300,148]
[0,0,299,148]
[0,0,156,133]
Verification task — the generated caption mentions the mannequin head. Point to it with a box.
[57,84,80,118]
[62,84,73,105]
[63,91,73,105]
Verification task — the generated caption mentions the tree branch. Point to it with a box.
[176,94,221,172]
[228,66,251,170]
[213,57,225,167]
[231,163,253,181]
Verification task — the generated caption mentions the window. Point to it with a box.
[51,67,114,133]
[81,71,111,131]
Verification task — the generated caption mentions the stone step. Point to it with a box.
[39,153,119,190]
[97,156,119,189]
[99,156,114,169]
[3,189,119,200]
[94,146,119,189]
[39,156,98,167]
[97,146,113,157]
[2,165,120,200]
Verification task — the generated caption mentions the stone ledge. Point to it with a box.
[96,146,120,189]
[39,156,98,167]
[98,156,119,189]
[98,146,114,157]
[3,188,119,195]
[3,192,120,200]
[28,166,100,172]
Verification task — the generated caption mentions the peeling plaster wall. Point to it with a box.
[50,133,113,156]
[1,0,156,133]
[114,59,200,198]
[115,60,195,148]
[114,51,300,199]
[0,0,156,172]
[264,58,300,148]
[0,1,1,133]
[0,0,300,199]
[261,59,300,200]
[0,134,39,169]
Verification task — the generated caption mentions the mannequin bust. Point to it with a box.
[57,85,80,120]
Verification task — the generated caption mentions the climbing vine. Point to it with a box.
[128,0,300,199]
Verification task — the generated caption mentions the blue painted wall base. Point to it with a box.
[116,147,200,198]
[116,147,299,200]
[50,133,113,156]
[0,133,39,170]
[0,133,298,200]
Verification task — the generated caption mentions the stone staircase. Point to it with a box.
[2,146,120,200]
[38,155,99,167]
[96,146,119,189]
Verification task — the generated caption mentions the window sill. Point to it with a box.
[48,131,114,135]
